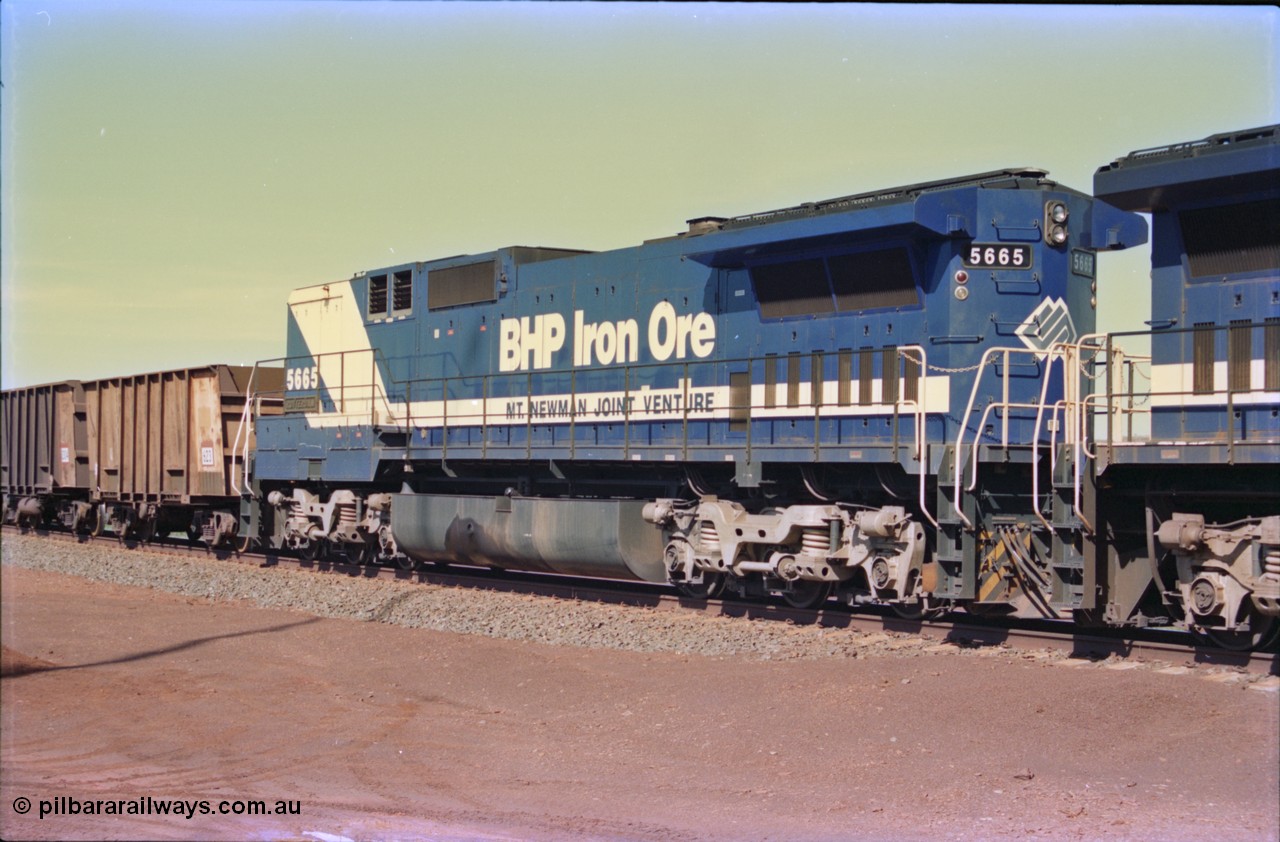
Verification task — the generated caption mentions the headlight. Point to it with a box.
[1044,200,1069,245]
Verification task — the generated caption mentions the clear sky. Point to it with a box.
[2,2,1276,388]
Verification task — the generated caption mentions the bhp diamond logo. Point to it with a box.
[1015,297,1077,353]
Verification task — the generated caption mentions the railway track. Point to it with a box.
[6,525,1278,675]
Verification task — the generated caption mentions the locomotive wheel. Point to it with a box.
[677,572,727,600]
[357,540,380,567]
[1201,613,1280,652]
[298,539,326,562]
[781,580,833,610]
[891,596,946,621]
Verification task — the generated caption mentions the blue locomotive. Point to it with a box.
[1092,125,1279,648]
[249,167,1147,614]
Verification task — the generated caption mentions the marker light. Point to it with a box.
[1044,200,1070,246]
[955,270,969,285]
[955,286,970,301]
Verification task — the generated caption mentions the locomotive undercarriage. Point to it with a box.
[644,497,928,610]
[233,434,1280,650]
[1154,513,1280,648]
[264,487,394,565]
[1079,464,1280,650]
[247,457,941,611]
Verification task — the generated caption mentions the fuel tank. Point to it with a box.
[391,493,667,582]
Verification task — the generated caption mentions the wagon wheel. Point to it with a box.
[136,519,156,544]
[91,505,106,538]
[78,505,100,537]
[235,532,255,555]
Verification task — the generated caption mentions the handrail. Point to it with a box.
[1029,344,1070,531]
[229,368,251,496]
[966,401,1052,493]
[950,346,1051,530]
[897,345,937,528]
[1085,321,1274,456]
[257,346,398,428]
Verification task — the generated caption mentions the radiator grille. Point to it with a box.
[1180,198,1280,278]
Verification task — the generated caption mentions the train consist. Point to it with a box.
[4,126,1277,649]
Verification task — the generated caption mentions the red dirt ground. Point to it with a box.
[2,564,1277,841]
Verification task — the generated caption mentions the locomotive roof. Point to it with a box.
[1094,124,1280,212]
[672,166,1149,267]
[710,167,1056,232]
[655,168,1057,245]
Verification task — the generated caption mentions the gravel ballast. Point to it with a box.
[4,533,1272,685]
[2,533,927,660]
